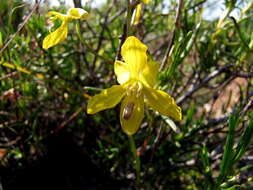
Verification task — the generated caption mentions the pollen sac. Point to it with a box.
[123,102,135,120]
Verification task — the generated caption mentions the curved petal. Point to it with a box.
[67,8,89,20]
[143,87,182,121]
[43,21,68,49]
[133,4,142,25]
[120,92,144,135]
[48,11,66,21]
[114,60,130,85]
[121,36,148,79]
[87,85,126,114]
[139,56,159,88]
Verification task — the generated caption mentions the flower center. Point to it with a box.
[126,81,143,98]
[122,81,143,121]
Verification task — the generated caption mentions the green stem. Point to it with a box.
[128,135,141,184]
[76,22,85,43]
[83,86,102,92]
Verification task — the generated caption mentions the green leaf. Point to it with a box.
[233,112,253,163]
[222,185,240,190]
[0,31,2,47]
[167,22,200,78]
[217,111,239,184]
[200,145,214,189]
[162,115,180,133]
[165,30,193,78]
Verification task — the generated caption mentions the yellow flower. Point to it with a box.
[133,4,142,25]
[87,36,182,135]
[132,0,149,25]
[42,8,89,49]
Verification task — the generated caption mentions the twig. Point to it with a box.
[0,1,41,55]
[52,106,86,134]
[115,33,126,61]
[108,8,126,24]
[91,4,113,73]
[176,64,232,105]
[233,72,253,78]
[115,1,138,61]
[0,72,19,80]
[0,136,21,147]
[182,89,253,143]
[159,0,184,71]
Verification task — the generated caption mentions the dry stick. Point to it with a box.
[0,136,22,147]
[0,72,19,80]
[174,70,196,97]
[183,88,253,144]
[207,76,236,119]
[91,4,113,72]
[159,0,184,72]
[108,8,126,24]
[176,64,233,105]
[52,106,86,134]
[0,1,41,56]
[115,31,126,61]
[233,72,253,78]
[115,1,139,61]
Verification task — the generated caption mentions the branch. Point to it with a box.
[159,0,184,71]
[0,1,41,55]
[176,64,232,105]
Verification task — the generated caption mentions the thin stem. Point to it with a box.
[0,1,41,55]
[159,0,184,71]
[128,135,141,184]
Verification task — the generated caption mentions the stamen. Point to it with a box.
[126,81,143,98]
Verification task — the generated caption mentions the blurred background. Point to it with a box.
[1,0,253,189]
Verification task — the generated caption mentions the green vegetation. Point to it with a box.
[1,0,253,189]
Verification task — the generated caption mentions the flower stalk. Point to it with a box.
[128,135,141,184]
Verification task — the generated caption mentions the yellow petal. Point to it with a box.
[143,87,182,121]
[133,4,142,25]
[139,56,159,87]
[121,36,148,79]
[87,85,126,114]
[141,0,150,4]
[120,92,144,135]
[42,21,68,49]
[67,8,89,20]
[47,11,66,21]
[114,60,130,84]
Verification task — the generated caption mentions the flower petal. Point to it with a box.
[139,56,159,87]
[48,11,66,21]
[87,85,126,114]
[67,8,89,20]
[120,93,144,135]
[114,60,130,85]
[121,36,148,79]
[133,4,142,25]
[42,21,68,49]
[143,87,182,121]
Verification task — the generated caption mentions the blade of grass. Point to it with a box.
[217,111,239,186]
[233,112,253,163]
[200,145,214,190]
